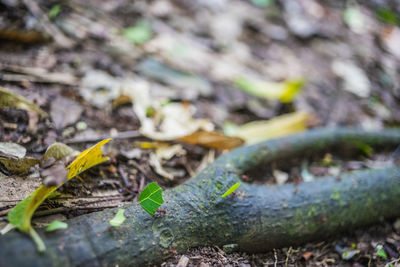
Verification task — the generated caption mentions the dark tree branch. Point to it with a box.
[1,128,400,266]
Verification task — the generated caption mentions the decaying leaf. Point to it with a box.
[177,130,244,150]
[225,111,309,144]
[0,142,26,159]
[331,60,370,98]
[274,170,289,185]
[136,141,186,180]
[45,221,68,232]
[155,144,186,161]
[0,155,40,175]
[0,86,48,117]
[0,142,39,175]
[221,183,241,198]
[139,182,164,216]
[50,96,84,130]
[109,209,127,227]
[234,77,305,103]
[42,142,76,162]
[7,139,111,251]
[125,80,214,140]
[80,70,122,108]
[123,20,153,44]
[149,153,174,180]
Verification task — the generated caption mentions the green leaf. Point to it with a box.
[123,20,152,44]
[376,245,387,259]
[45,221,68,232]
[353,140,373,156]
[221,183,241,198]
[139,182,164,216]
[251,0,272,7]
[376,8,399,26]
[343,7,365,33]
[341,248,360,260]
[109,209,126,227]
[49,4,61,20]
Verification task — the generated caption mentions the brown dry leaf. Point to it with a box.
[302,251,313,261]
[112,94,132,109]
[380,26,400,59]
[178,130,244,150]
[0,28,49,44]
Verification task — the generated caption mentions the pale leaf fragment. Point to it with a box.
[226,111,309,144]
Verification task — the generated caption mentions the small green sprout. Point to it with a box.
[49,4,61,20]
[45,221,68,232]
[109,209,126,227]
[221,183,241,198]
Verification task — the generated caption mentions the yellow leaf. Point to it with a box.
[234,77,305,103]
[7,139,111,252]
[227,111,309,144]
[133,141,169,150]
[67,138,111,179]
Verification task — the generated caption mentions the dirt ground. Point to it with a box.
[1,0,400,266]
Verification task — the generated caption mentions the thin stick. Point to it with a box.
[65,130,140,144]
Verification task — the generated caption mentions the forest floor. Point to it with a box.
[1,0,400,266]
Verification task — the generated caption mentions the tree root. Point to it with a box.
[1,128,400,266]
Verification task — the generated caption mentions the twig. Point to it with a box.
[176,255,189,267]
[285,247,292,267]
[129,160,149,178]
[118,167,131,187]
[0,64,78,85]
[65,130,140,144]
[22,0,75,48]
[33,204,119,217]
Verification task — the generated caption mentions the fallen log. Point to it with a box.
[1,128,400,266]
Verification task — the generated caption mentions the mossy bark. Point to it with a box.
[1,128,400,266]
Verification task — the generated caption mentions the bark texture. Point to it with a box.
[1,128,400,266]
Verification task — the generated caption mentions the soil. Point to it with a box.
[1,0,400,266]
